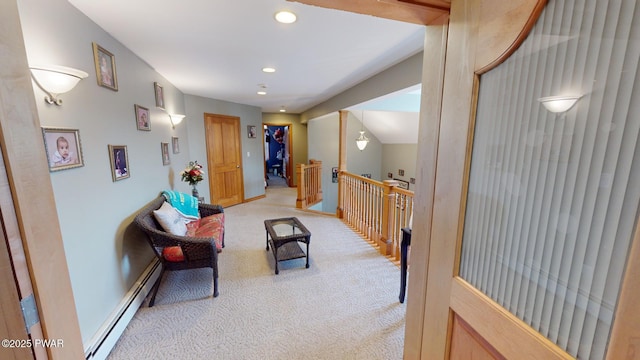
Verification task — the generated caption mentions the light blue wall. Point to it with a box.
[346,112,383,180]
[18,0,192,345]
[17,0,265,347]
[308,112,382,213]
[184,94,264,201]
[308,114,340,213]
[382,144,418,190]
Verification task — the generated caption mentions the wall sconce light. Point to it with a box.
[538,95,581,113]
[29,65,88,105]
[168,113,185,129]
[355,111,369,151]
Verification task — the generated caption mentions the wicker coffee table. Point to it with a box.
[264,217,311,274]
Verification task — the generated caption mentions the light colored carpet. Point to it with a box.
[107,187,406,360]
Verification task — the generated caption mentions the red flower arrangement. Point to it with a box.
[180,161,204,186]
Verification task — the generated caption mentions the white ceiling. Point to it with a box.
[68,0,423,143]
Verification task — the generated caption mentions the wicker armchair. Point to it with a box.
[134,196,224,306]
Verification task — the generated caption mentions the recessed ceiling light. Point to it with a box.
[262,67,276,73]
[257,91,267,95]
[275,11,297,24]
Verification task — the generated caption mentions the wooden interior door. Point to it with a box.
[411,1,574,358]
[405,0,640,359]
[204,113,244,207]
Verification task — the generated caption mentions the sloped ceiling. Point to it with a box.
[348,84,421,144]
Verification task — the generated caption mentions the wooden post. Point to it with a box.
[296,163,305,208]
[0,1,85,357]
[337,110,348,218]
[380,180,398,255]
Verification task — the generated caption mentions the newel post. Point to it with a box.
[337,110,348,218]
[380,179,398,255]
[296,163,305,208]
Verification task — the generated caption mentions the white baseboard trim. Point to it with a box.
[83,259,160,360]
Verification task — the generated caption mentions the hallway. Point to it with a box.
[265,173,288,188]
[106,186,405,360]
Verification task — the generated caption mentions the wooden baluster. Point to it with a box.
[316,161,322,203]
[365,182,370,241]
[357,180,363,234]
[372,184,381,245]
[350,176,356,226]
[336,172,414,262]
[307,166,312,203]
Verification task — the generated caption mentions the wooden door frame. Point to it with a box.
[263,123,293,187]
[0,196,32,360]
[405,0,640,359]
[416,0,570,358]
[0,1,84,358]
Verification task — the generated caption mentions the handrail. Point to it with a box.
[339,171,413,260]
[296,160,323,209]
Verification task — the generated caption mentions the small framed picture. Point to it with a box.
[387,172,393,178]
[92,42,118,91]
[42,127,84,172]
[161,142,170,165]
[394,178,409,190]
[134,104,150,131]
[172,137,180,154]
[410,177,416,184]
[398,169,405,176]
[108,145,129,181]
[154,82,164,109]
[247,125,257,138]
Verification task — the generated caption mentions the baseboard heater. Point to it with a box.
[83,259,161,360]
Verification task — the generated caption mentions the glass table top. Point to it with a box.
[264,217,310,239]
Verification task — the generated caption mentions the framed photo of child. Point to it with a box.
[108,145,130,181]
[41,127,84,172]
[247,125,257,138]
[161,142,170,165]
[134,104,150,131]
[92,42,118,91]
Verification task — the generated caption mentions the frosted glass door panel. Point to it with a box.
[459,0,640,358]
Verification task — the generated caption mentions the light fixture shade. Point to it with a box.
[169,114,185,127]
[538,95,580,113]
[30,65,88,95]
[356,130,369,151]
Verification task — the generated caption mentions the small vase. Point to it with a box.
[192,185,199,198]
